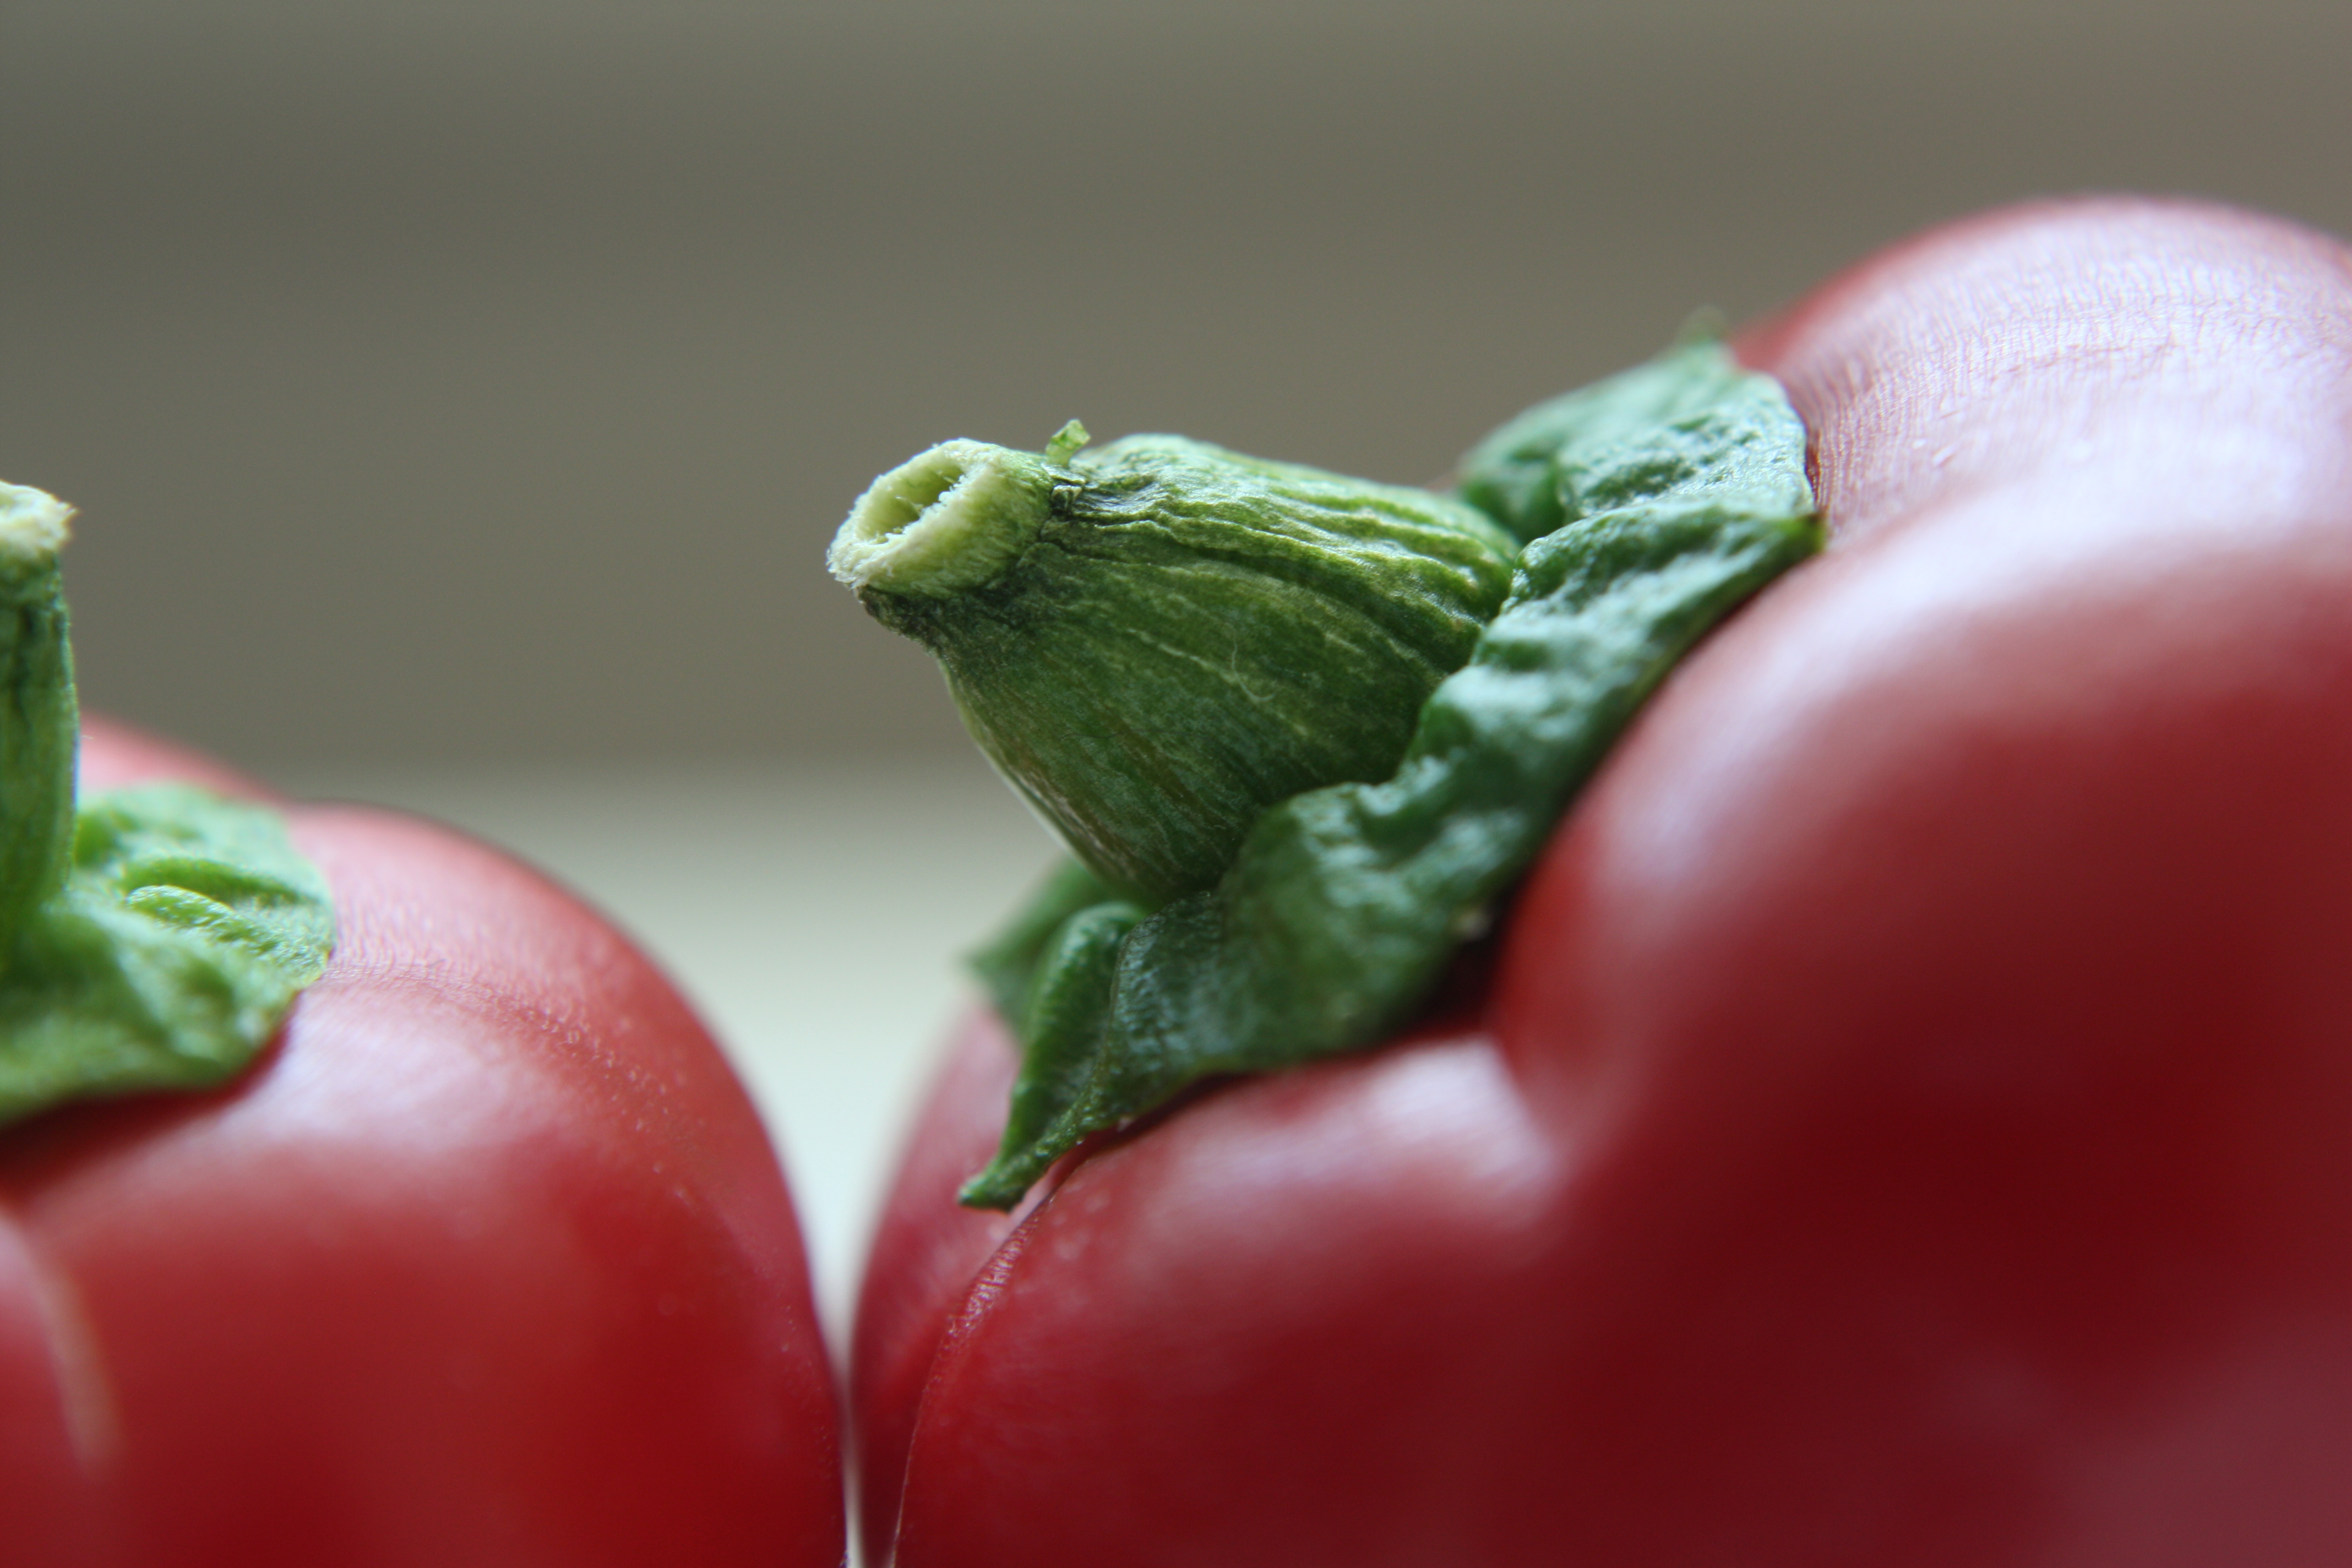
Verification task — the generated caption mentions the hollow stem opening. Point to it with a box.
[827,438,1060,600]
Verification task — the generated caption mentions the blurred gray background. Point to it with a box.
[4,0,2348,1330]
[6,0,2347,767]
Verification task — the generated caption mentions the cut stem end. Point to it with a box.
[827,439,1059,600]
[0,482,72,581]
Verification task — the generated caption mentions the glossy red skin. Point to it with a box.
[1,719,843,1567]
[850,198,2352,1566]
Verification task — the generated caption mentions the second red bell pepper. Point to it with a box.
[848,197,2352,1565]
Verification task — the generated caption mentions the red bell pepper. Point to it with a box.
[849,196,2352,1565]
[2,713,843,1565]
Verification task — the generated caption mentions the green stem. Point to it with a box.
[835,426,1519,903]
[0,484,79,940]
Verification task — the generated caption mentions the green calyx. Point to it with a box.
[0,480,334,1129]
[832,338,1825,1209]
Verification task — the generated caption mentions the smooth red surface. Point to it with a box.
[1,721,843,1567]
[851,198,2352,1566]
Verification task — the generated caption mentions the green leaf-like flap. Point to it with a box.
[0,783,335,1125]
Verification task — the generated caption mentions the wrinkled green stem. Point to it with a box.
[837,425,1519,904]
